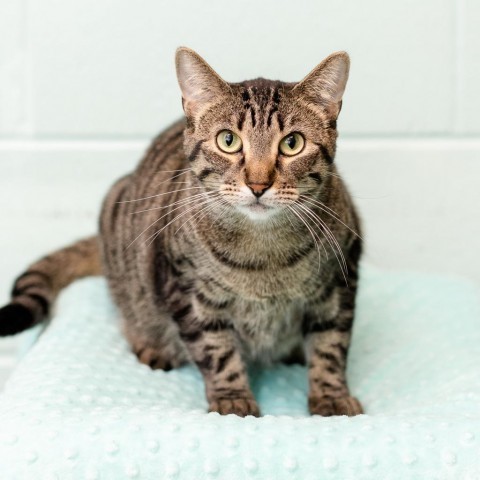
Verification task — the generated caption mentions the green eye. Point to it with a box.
[279,133,305,156]
[216,130,242,153]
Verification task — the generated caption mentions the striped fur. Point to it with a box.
[0,237,101,335]
[0,48,363,417]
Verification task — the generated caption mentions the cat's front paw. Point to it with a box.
[131,338,186,371]
[209,397,260,417]
[308,394,363,417]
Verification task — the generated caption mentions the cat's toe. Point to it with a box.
[134,345,173,371]
[308,395,336,416]
[333,395,363,416]
[209,397,260,417]
[309,395,363,417]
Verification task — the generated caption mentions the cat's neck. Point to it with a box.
[194,202,310,262]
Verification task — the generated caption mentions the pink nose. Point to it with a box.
[247,182,271,198]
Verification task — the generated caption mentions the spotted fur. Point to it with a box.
[0,48,363,417]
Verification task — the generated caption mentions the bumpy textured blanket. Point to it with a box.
[0,266,479,479]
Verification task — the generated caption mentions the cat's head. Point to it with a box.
[175,47,349,221]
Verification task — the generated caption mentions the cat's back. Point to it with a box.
[100,118,187,240]
[134,119,187,180]
[99,119,189,288]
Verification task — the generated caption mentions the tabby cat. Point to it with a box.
[0,48,363,417]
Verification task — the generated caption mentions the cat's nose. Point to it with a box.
[247,182,272,198]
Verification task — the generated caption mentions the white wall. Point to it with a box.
[1,0,479,298]
[3,0,480,137]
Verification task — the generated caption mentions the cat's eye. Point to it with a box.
[279,133,305,156]
[216,130,243,154]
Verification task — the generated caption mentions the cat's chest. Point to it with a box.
[231,296,304,362]
[191,220,322,299]
[216,259,325,305]
[191,244,320,301]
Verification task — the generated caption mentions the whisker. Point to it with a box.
[144,200,214,247]
[300,195,362,240]
[295,202,347,270]
[295,202,348,284]
[153,170,192,186]
[301,194,347,220]
[211,201,233,228]
[201,182,224,188]
[195,198,231,228]
[350,194,390,200]
[174,197,227,235]
[129,191,216,215]
[125,192,218,249]
[287,205,324,272]
[154,168,191,174]
[297,201,347,271]
[144,196,217,247]
[325,171,342,179]
[117,186,206,204]
[293,204,329,259]
[295,186,321,190]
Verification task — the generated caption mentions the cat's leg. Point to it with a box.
[131,337,185,371]
[172,299,259,417]
[304,321,362,416]
[303,239,363,417]
[123,308,189,371]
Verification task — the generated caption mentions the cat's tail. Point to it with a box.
[0,236,102,336]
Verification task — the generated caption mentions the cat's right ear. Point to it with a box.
[175,47,230,117]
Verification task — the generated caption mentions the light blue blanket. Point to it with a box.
[0,266,479,479]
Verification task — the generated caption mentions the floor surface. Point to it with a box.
[0,338,19,390]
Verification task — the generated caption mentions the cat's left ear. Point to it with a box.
[175,47,230,117]
[294,51,350,118]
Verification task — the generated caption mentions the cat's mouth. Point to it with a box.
[237,199,277,220]
[247,202,272,212]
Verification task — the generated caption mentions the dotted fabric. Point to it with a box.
[0,266,480,479]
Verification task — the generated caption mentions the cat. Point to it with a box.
[0,47,363,418]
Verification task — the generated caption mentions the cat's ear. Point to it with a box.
[294,51,350,118]
[175,47,230,116]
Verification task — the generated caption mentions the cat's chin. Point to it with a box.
[237,203,278,222]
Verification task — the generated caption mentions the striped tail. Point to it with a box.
[0,236,102,336]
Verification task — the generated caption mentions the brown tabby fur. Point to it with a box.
[0,48,363,417]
